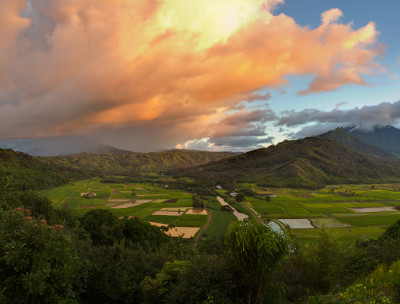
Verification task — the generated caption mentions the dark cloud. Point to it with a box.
[0,136,106,156]
[208,109,277,139]
[245,92,271,103]
[278,100,400,139]
[212,136,274,148]
[278,100,400,129]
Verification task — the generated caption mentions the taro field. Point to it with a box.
[237,183,400,245]
[40,179,209,238]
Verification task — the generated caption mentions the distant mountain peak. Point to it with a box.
[346,125,400,156]
[180,134,400,189]
[318,127,393,158]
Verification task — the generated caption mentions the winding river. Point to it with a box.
[216,196,248,221]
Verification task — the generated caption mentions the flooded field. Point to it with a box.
[111,199,152,209]
[152,210,183,216]
[278,219,315,229]
[148,222,167,227]
[349,207,397,213]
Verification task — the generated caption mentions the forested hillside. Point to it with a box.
[178,136,400,188]
[0,149,86,191]
[42,149,235,175]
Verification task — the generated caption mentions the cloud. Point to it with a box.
[290,123,350,139]
[177,108,276,150]
[207,109,276,138]
[278,100,400,128]
[335,101,348,108]
[212,135,274,148]
[321,8,343,25]
[0,0,384,151]
[177,135,274,151]
[278,100,400,138]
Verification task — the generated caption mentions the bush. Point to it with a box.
[0,208,79,303]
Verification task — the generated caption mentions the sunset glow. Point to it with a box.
[0,0,399,152]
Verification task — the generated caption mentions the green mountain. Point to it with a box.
[179,135,400,189]
[43,149,236,176]
[319,127,394,158]
[347,125,400,156]
[0,149,86,191]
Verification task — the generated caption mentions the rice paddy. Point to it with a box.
[40,180,400,244]
[39,179,209,239]
[241,183,400,244]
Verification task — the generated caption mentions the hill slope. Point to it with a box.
[347,125,400,156]
[43,149,236,176]
[0,149,86,191]
[179,136,400,188]
[319,128,394,158]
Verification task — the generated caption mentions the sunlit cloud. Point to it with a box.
[0,0,384,151]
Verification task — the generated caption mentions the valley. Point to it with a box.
[40,177,400,246]
[3,126,400,303]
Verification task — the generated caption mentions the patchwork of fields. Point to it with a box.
[41,180,400,244]
[40,179,207,238]
[243,184,400,244]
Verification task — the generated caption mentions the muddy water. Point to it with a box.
[216,196,248,221]
[186,208,207,215]
[148,223,199,238]
[167,227,200,238]
[349,207,397,213]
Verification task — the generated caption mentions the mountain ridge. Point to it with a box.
[319,127,394,158]
[177,134,400,188]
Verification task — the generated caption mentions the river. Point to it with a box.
[216,196,248,221]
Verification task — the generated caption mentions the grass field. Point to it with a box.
[238,183,400,245]
[41,180,400,244]
[197,196,237,246]
[40,179,211,236]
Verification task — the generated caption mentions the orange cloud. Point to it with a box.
[0,0,384,151]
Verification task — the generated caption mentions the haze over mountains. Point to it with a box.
[1,124,400,157]
[0,136,116,156]
[347,125,400,156]
[2,125,400,190]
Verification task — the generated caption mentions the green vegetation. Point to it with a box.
[0,208,79,303]
[0,149,87,191]
[4,132,400,303]
[178,134,400,188]
[225,220,290,303]
[340,214,400,226]
[43,149,234,176]
[2,179,400,303]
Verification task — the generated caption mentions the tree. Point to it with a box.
[80,209,122,246]
[235,193,245,202]
[142,260,190,303]
[0,208,79,303]
[192,195,205,208]
[224,220,290,304]
[160,254,246,304]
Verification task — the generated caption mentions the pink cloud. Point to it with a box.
[0,1,385,151]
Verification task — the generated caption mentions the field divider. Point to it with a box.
[192,208,211,250]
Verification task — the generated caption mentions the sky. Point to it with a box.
[0,0,399,153]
